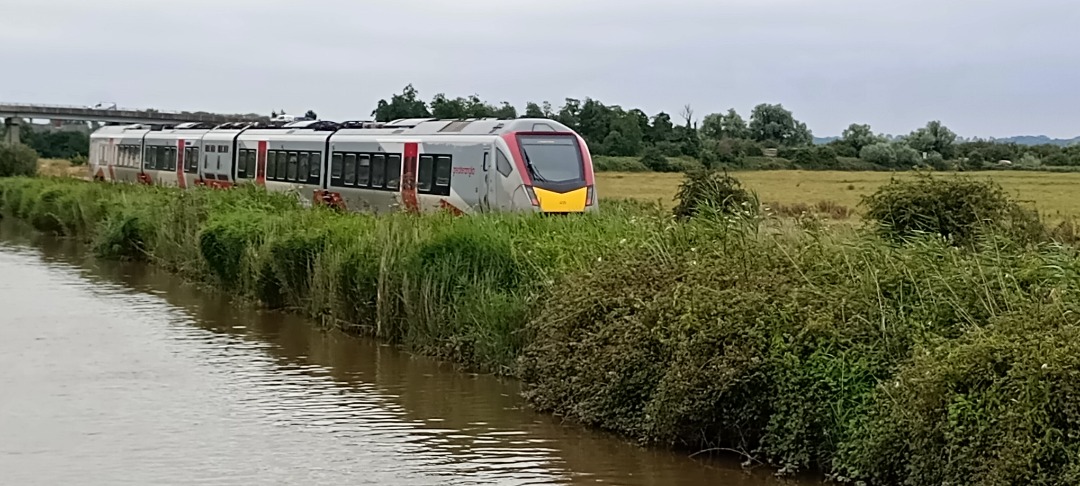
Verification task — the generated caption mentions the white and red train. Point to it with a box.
[88,117,598,214]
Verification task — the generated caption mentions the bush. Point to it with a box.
[593,156,649,172]
[673,169,758,219]
[70,154,88,166]
[640,147,677,172]
[0,143,38,177]
[861,172,1046,246]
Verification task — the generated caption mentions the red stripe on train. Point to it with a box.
[402,142,420,213]
[256,140,267,186]
[176,139,187,189]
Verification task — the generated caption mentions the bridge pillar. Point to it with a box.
[3,117,20,145]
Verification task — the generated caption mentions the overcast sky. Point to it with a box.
[3,0,1079,138]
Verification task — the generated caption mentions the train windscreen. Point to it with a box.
[518,135,584,183]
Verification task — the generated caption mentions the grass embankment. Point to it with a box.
[4,176,1080,485]
[598,170,1080,223]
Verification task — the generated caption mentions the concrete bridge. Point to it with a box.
[2,103,269,144]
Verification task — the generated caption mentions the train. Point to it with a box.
[88,117,598,215]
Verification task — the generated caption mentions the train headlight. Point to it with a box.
[525,186,540,207]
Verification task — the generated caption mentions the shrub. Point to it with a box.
[70,154,88,166]
[673,169,758,219]
[640,147,675,172]
[861,172,1046,246]
[0,143,38,177]
[593,156,649,172]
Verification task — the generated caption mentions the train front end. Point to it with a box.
[507,131,597,214]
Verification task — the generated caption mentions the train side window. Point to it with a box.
[207,145,216,153]
[330,153,342,183]
[276,151,287,181]
[237,150,248,179]
[247,150,257,179]
[386,155,402,190]
[298,152,310,183]
[143,147,153,169]
[167,147,177,171]
[343,154,357,185]
[309,152,321,180]
[417,155,434,193]
[265,151,277,179]
[434,155,452,194]
[185,148,196,173]
[156,146,167,170]
[357,154,371,187]
[496,150,513,177]
[372,154,386,189]
[286,152,299,182]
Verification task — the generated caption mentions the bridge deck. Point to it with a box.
[0,102,268,125]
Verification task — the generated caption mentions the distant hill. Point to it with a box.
[814,134,1080,146]
[989,135,1080,146]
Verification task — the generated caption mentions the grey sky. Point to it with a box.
[3,0,1079,138]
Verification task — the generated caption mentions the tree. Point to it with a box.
[701,109,750,140]
[304,110,318,120]
[524,102,545,118]
[841,123,884,154]
[603,109,644,156]
[907,121,957,159]
[648,112,674,145]
[371,84,431,122]
[430,93,468,119]
[492,101,517,119]
[748,103,812,146]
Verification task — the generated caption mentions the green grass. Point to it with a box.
[5,176,1080,485]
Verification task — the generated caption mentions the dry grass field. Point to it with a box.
[37,159,89,179]
[597,170,1080,221]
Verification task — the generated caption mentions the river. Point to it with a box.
[0,221,815,486]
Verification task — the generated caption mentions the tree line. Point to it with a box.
[370,84,1080,172]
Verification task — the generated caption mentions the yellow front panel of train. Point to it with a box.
[533,187,588,212]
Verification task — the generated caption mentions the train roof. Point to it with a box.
[93,118,577,138]
[335,118,574,136]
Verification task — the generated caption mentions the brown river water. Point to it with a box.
[0,221,819,486]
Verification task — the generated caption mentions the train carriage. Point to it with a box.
[141,124,211,188]
[236,122,334,204]
[87,117,598,215]
[90,125,149,182]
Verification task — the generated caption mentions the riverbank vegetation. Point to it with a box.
[3,174,1080,485]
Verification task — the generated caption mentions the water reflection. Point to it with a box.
[0,221,813,486]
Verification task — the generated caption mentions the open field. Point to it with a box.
[597,170,1080,221]
[37,158,88,179]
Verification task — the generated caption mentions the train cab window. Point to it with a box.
[309,152,321,180]
[372,154,386,189]
[386,155,402,190]
[276,151,287,181]
[417,155,434,192]
[357,154,371,187]
[298,153,310,183]
[434,156,452,189]
[343,154,357,185]
[330,153,342,182]
[286,152,299,182]
[496,150,513,177]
